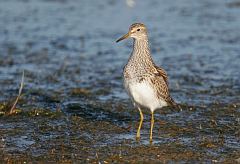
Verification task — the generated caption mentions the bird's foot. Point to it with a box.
[149,137,154,145]
[136,133,141,141]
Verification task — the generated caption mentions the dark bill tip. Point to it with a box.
[116,33,129,43]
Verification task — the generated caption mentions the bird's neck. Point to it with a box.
[130,38,154,65]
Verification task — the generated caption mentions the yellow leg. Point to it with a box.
[150,111,154,142]
[136,107,144,140]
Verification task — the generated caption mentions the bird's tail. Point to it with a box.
[167,96,182,111]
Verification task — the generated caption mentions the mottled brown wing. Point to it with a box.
[154,66,168,85]
[152,66,177,106]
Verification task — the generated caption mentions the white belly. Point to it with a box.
[127,81,167,112]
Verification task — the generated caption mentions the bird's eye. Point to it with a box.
[137,29,140,31]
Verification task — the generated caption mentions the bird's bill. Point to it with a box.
[116,33,130,43]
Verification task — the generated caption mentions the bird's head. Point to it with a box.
[116,23,148,42]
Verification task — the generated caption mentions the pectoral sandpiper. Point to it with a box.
[116,23,177,142]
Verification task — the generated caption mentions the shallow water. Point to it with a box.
[0,0,239,163]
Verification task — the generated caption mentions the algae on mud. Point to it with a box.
[0,0,240,163]
[0,100,239,163]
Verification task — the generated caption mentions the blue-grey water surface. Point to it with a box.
[0,0,239,163]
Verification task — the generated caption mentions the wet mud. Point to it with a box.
[0,0,239,163]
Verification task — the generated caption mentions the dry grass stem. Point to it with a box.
[9,70,24,114]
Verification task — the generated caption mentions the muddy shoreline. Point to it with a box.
[0,0,239,163]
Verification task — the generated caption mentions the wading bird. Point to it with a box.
[116,23,177,142]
